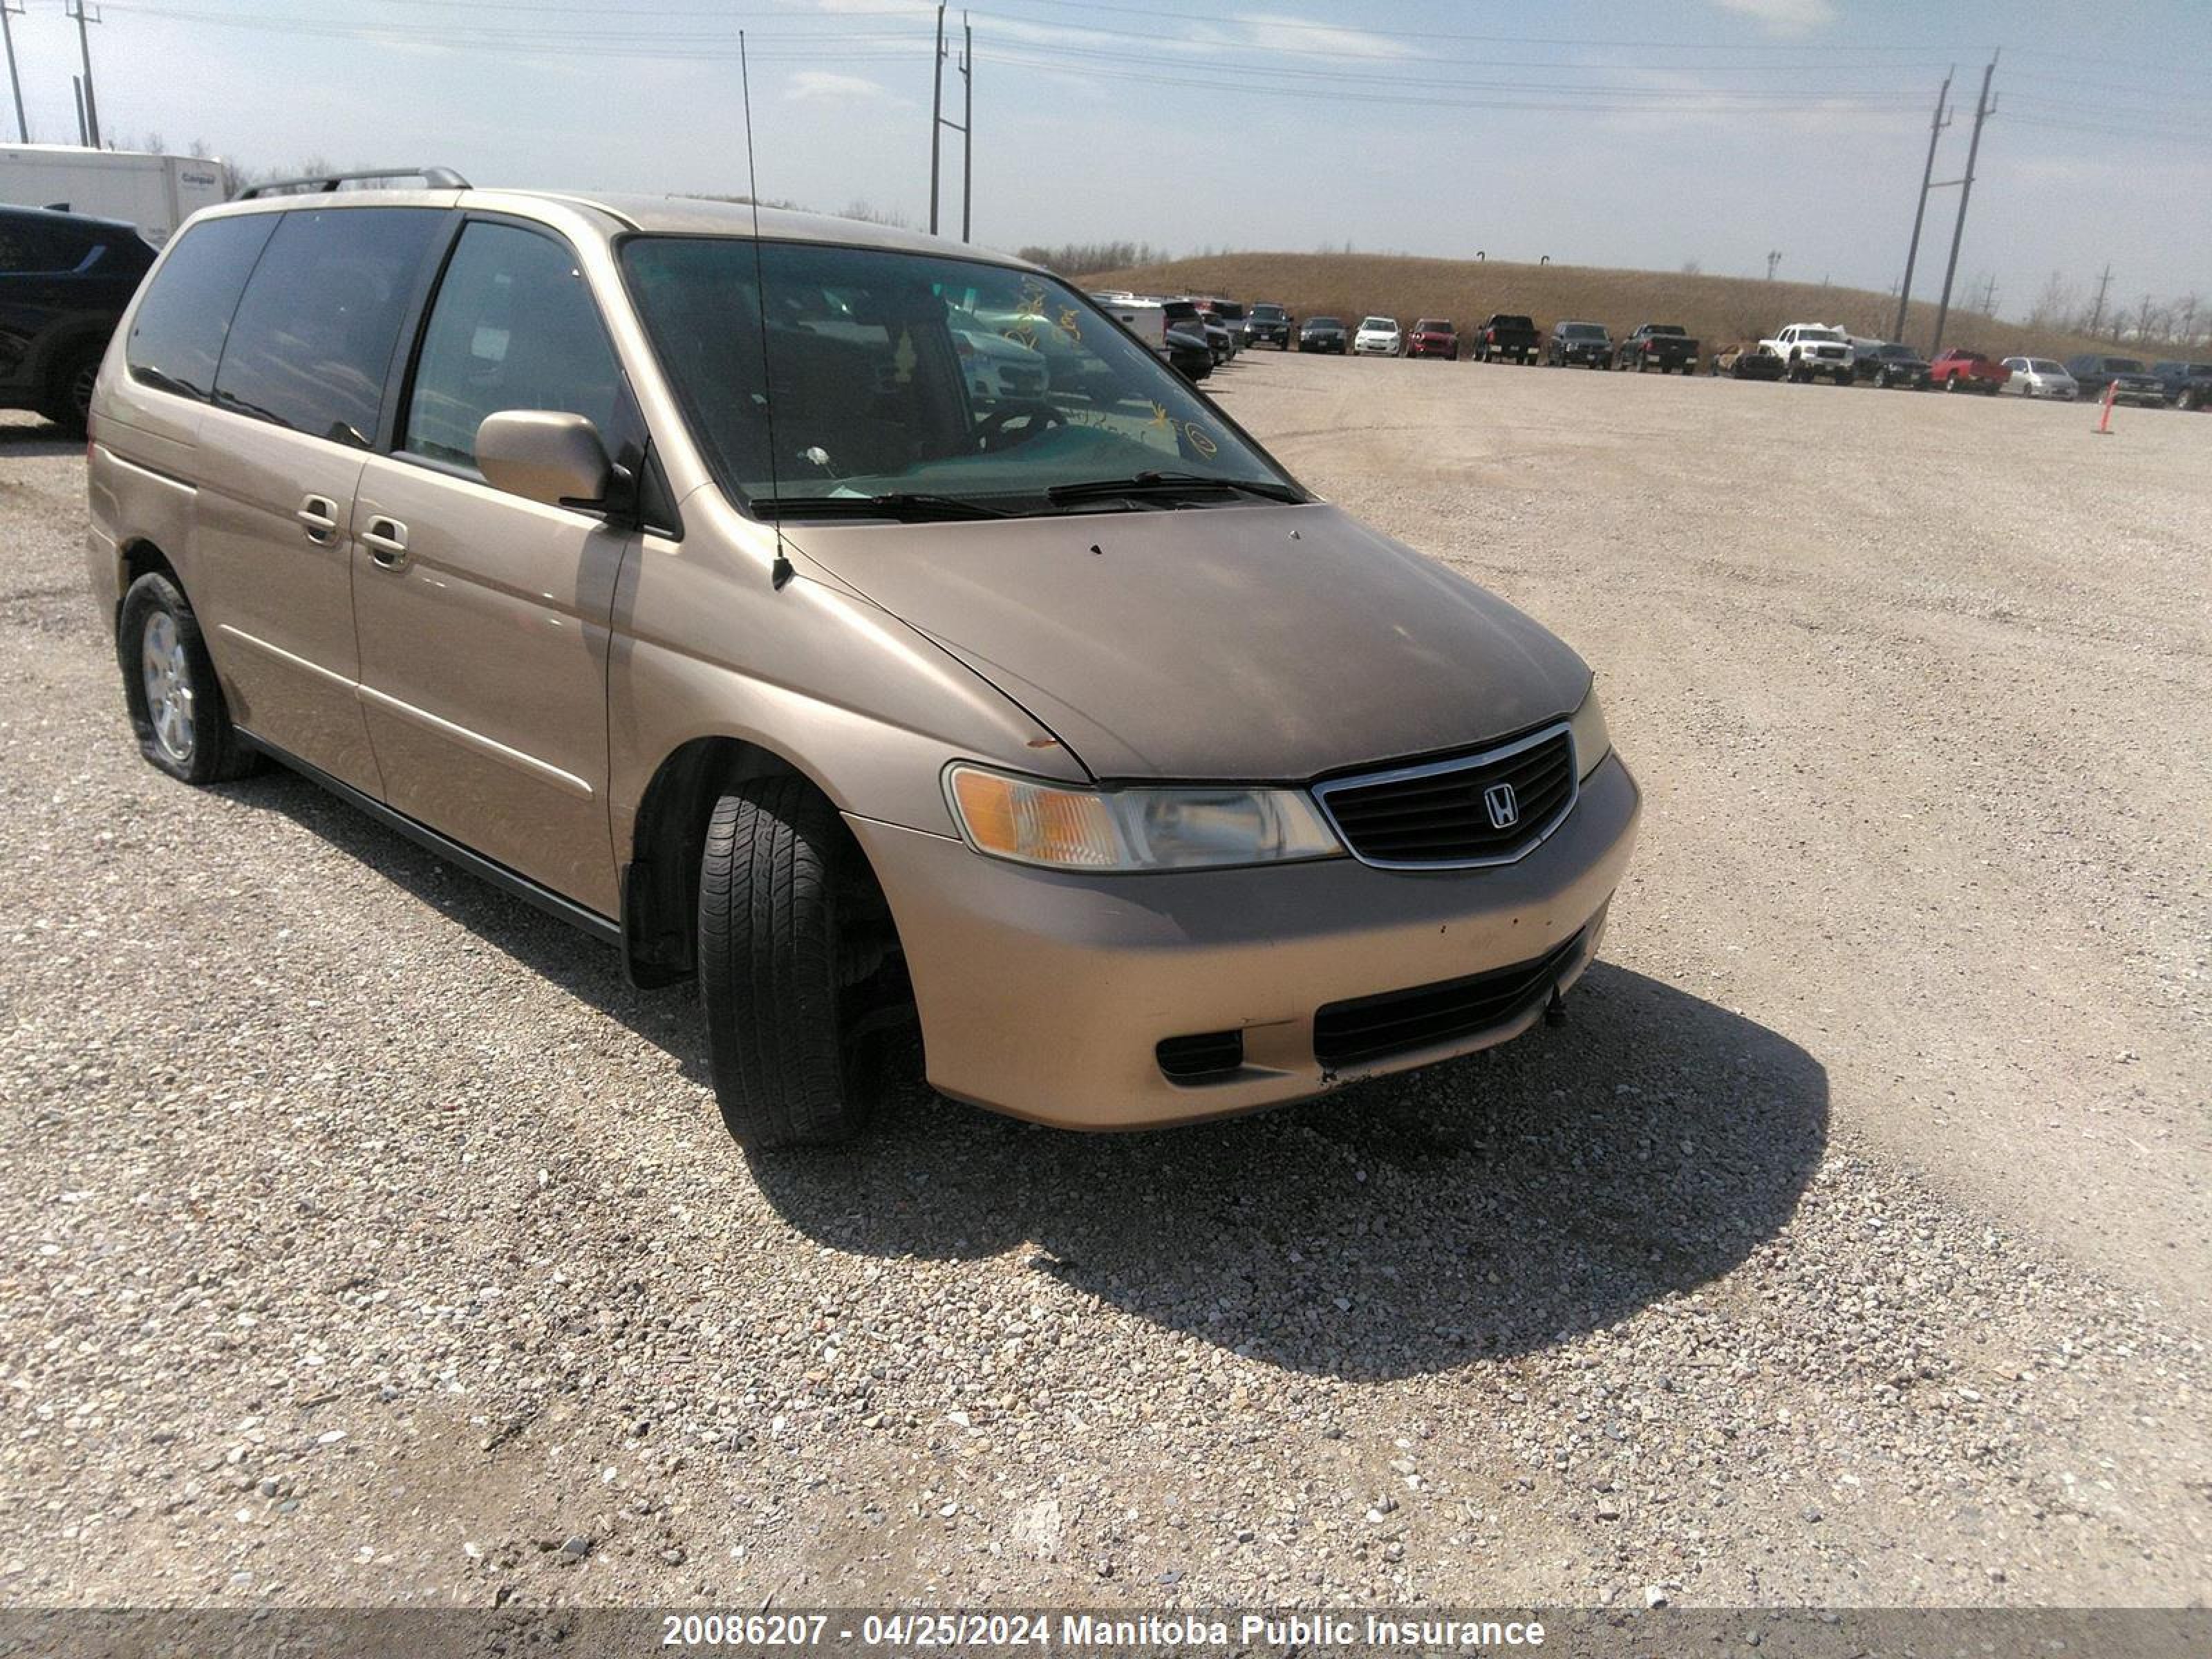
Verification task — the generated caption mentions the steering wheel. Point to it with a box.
[974,400,1066,453]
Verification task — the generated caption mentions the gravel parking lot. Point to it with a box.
[3,359,2206,1611]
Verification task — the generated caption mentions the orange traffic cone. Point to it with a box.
[2094,379,2117,435]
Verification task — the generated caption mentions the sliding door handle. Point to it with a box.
[359,517,410,570]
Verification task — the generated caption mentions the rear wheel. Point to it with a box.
[118,572,259,785]
[697,774,901,1150]
[43,341,104,435]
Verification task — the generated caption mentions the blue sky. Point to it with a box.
[10,0,2208,314]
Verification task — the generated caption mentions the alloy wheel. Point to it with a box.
[140,611,196,763]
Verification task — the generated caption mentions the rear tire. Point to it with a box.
[118,572,258,785]
[697,774,890,1150]
[43,341,104,435]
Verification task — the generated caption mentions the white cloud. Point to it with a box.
[785,71,900,104]
[1710,0,1837,37]
[1226,11,1411,59]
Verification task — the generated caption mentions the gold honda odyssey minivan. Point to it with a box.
[86,171,1638,1147]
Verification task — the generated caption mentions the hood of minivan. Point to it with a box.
[784,503,1591,782]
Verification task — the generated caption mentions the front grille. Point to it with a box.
[1313,931,1582,1069]
[1315,724,1577,868]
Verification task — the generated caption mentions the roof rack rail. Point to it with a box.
[236,166,470,201]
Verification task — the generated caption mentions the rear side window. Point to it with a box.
[212,207,444,447]
[402,221,624,471]
[125,214,278,402]
[0,217,100,273]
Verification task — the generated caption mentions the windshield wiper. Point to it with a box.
[753,491,1009,523]
[1044,471,1304,509]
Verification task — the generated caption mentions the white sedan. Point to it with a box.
[1353,316,1404,356]
[2000,357,2080,400]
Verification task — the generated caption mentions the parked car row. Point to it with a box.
[1694,328,2212,407]
[1089,290,1246,382]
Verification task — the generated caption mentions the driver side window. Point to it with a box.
[404,221,623,472]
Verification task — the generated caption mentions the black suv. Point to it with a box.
[0,205,157,433]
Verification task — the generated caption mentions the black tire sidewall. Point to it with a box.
[697,775,877,1149]
[118,572,241,785]
[44,343,103,434]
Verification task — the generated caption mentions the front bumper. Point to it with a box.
[850,753,1640,1128]
[1353,340,1400,355]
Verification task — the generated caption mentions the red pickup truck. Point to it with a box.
[1929,348,2010,395]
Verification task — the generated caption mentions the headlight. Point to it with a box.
[1568,680,1612,780]
[944,765,1344,872]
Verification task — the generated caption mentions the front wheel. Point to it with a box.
[698,775,899,1149]
[118,572,258,785]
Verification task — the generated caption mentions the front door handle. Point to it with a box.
[359,517,410,570]
[294,494,339,543]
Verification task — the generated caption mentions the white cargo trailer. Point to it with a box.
[0,145,230,244]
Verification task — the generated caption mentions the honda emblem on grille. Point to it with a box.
[1483,782,1520,830]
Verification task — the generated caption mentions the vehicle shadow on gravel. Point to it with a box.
[753,964,1829,1378]
[227,767,1825,1378]
[0,420,84,458]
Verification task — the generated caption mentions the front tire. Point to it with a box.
[698,775,891,1150]
[118,572,257,785]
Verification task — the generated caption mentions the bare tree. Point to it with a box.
[2173,292,2202,348]
[2028,270,2076,328]
[839,198,910,227]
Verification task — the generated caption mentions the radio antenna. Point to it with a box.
[740,30,794,591]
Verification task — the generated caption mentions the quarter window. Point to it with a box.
[124,213,278,402]
[403,221,624,471]
[212,207,444,447]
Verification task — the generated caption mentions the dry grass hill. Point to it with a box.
[1080,252,2159,363]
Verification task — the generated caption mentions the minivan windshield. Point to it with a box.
[621,238,1296,519]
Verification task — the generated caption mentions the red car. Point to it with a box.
[1406,318,1459,360]
[1929,348,2010,395]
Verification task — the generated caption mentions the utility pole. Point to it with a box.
[927,2,944,234]
[1,1,28,144]
[1892,68,1953,341]
[66,0,102,149]
[1765,250,1782,280]
[72,75,86,147]
[1929,50,1998,359]
[959,13,972,242]
[1977,272,1998,315]
[927,5,971,239]
[2086,262,2112,336]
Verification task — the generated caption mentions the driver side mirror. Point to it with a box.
[476,411,617,510]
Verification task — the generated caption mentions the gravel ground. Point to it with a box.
[1,362,2206,1613]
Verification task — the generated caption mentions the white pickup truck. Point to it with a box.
[1091,291,1165,351]
[1760,322,1857,384]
